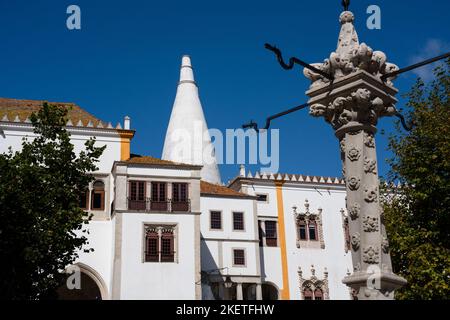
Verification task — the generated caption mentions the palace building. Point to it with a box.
[0,56,353,300]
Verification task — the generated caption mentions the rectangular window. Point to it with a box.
[299,222,307,240]
[161,232,175,262]
[256,194,267,202]
[210,211,222,230]
[151,182,168,211]
[172,183,188,202]
[145,232,159,262]
[265,221,277,247]
[151,182,166,201]
[233,249,245,266]
[233,212,244,231]
[129,181,146,210]
[172,183,189,212]
[309,222,317,241]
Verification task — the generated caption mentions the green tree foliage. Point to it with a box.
[0,103,105,299]
[383,59,450,299]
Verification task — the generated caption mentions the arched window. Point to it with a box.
[308,220,317,241]
[314,288,323,300]
[145,230,159,262]
[91,181,105,211]
[303,288,313,300]
[298,220,307,240]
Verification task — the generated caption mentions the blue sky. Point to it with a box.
[1,0,449,183]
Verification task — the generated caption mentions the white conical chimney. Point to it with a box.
[162,55,222,184]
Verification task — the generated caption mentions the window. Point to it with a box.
[265,221,277,247]
[233,249,245,266]
[79,189,89,210]
[172,183,189,212]
[256,194,267,202]
[129,181,146,210]
[233,212,244,231]
[91,180,105,211]
[151,182,167,211]
[145,230,159,262]
[161,230,175,262]
[314,288,323,300]
[210,211,222,230]
[308,220,317,241]
[304,289,313,300]
[298,220,307,240]
[144,226,176,263]
[172,183,188,202]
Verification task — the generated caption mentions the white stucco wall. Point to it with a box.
[233,179,353,300]
[0,124,122,173]
[74,220,114,298]
[118,212,198,300]
[200,196,259,277]
[281,184,353,300]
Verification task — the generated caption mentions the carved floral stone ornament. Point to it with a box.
[364,132,375,147]
[362,215,379,232]
[309,89,397,130]
[364,185,378,203]
[363,246,380,264]
[303,11,399,90]
[351,232,360,251]
[348,203,360,220]
[293,200,325,249]
[364,157,377,174]
[347,176,361,191]
[340,138,346,153]
[347,144,361,161]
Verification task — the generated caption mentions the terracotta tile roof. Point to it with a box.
[125,155,201,168]
[0,97,107,127]
[200,180,252,198]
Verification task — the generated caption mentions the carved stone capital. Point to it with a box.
[303,11,399,89]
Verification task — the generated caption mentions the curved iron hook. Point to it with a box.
[242,103,309,131]
[264,44,334,81]
[394,112,413,131]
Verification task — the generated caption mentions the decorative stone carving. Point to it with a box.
[364,157,377,174]
[351,232,360,251]
[340,138,346,153]
[348,203,360,220]
[347,145,361,161]
[303,11,399,89]
[347,176,361,191]
[362,215,379,232]
[309,88,397,130]
[364,185,378,203]
[364,132,375,148]
[341,209,350,253]
[293,200,325,249]
[363,246,380,264]
[298,265,330,300]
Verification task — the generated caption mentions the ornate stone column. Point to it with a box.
[304,10,406,299]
